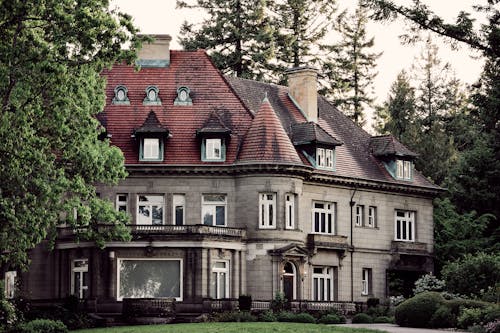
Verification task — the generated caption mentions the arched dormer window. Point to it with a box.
[143,85,161,105]
[112,85,130,105]
[174,86,192,106]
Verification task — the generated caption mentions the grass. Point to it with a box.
[72,322,385,333]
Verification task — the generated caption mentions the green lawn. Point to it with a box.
[72,322,384,333]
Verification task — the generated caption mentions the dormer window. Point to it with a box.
[197,112,231,163]
[396,159,412,180]
[112,85,130,105]
[133,111,170,162]
[174,86,192,106]
[203,138,225,161]
[143,86,161,105]
[316,148,335,170]
[141,138,162,161]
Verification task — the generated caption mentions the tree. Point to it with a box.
[177,0,274,80]
[322,5,381,126]
[0,0,141,268]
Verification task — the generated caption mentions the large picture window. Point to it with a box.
[259,193,276,229]
[395,210,415,241]
[312,266,334,301]
[137,195,164,225]
[202,194,226,226]
[312,201,335,234]
[118,259,182,300]
[211,261,229,299]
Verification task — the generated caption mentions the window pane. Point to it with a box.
[215,206,225,226]
[143,138,159,159]
[204,195,225,203]
[219,272,226,298]
[203,207,213,225]
[175,206,183,225]
[138,206,150,224]
[152,206,163,225]
[211,272,217,298]
[269,204,273,226]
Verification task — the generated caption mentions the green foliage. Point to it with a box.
[430,305,456,328]
[15,319,67,333]
[351,313,373,323]
[0,0,140,269]
[413,273,445,295]
[317,314,345,324]
[365,305,389,318]
[458,308,485,329]
[213,311,256,323]
[373,316,393,324]
[258,310,277,322]
[270,292,287,313]
[394,291,445,327]
[0,300,17,331]
[277,312,315,324]
[442,253,500,297]
[238,295,252,311]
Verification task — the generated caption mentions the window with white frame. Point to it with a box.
[137,195,164,225]
[210,261,229,299]
[203,138,225,161]
[316,148,334,169]
[312,266,334,301]
[355,205,364,226]
[259,193,276,229]
[312,201,335,234]
[367,206,377,227]
[4,271,17,299]
[362,268,372,296]
[173,194,185,226]
[395,210,415,241]
[116,194,128,213]
[285,194,295,230]
[396,159,412,180]
[118,259,182,300]
[141,138,163,161]
[202,194,226,226]
[72,259,89,299]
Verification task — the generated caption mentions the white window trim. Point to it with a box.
[205,138,223,161]
[312,201,335,234]
[312,266,334,301]
[396,159,412,180]
[202,194,227,226]
[282,262,297,300]
[173,194,185,226]
[316,147,335,170]
[137,195,165,225]
[259,193,277,229]
[367,206,376,228]
[116,258,183,301]
[285,194,295,230]
[362,268,371,296]
[116,193,128,213]
[211,260,230,299]
[71,259,89,299]
[142,138,161,160]
[355,205,364,227]
[394,210,415,242]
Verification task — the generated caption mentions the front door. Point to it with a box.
[283,275,294,301]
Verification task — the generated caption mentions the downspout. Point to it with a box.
[349,187,357,302]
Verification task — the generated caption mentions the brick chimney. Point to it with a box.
[137,34,172,67]
[286,67,318,123]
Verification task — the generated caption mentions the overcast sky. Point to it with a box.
[110,0,485,129]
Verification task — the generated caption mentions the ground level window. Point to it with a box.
[211,261,229,299]
[118,259,182,300]
[312,266,334,301]
[4,271,17,299]
[362,268,372,296]
[72,259,89,299]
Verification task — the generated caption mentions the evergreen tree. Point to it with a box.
[177,0,274,80]
[323,5,381,126]
[0,0,140,268]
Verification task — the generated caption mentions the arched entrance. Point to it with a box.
[282,261,297,301]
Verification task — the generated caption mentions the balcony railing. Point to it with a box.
[57,224,246,239]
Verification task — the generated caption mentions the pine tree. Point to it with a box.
[324,5,381,126]
[177,0,274,80]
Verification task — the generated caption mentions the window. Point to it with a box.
[285,194,295,230]
[396,159,412,180]
[367,206,377,227]
[118,259,182,300]
[137,195,164,225]
[316,148,334,169]
[4,271,16,299]
[211,261,229,299]
[203,138,225,161]
[116,194,128,213]
[140,138,163,161]
[143,85,161,105]
[112,85,130,105]
[362,268,372,296]
[202,194,226,226]
[72,259,89,299]
[173,194,185,226]
[395,210,415,241]
[259,193,276,229]
[312,201,335,234]
[355,205,364,227]
[174,86,193,106]
[312,267,334,301]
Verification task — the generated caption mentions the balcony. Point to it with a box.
[307,234,349,253]
[391,241,428,255]
[57,224,246,242]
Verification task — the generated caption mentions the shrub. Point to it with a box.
[213,311,241,322]
[366,305,389,317]
[351,313,373,323]
[0,299,17,330]
[430,305,457,328]
[291,313,316,323]
[317,314,345,324]
[16,319,68,333]
[258,310,277,322]
[413,274,446,295]
[458,307,484,329]
[486,319,500,333]
[238,295,252,311]
[373,316,393,323]
[238,311,257,322]
[366,298,379,308]
[277,311,295,322]
[394,291,444,327]
[445,298,489,317]
[270,292,287,313]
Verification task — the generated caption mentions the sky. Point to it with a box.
[110,0,485,130]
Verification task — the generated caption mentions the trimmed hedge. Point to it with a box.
[15,319,68,333]
[351,313,373,323]
[277,312,315,323]
[395,291,445,327]
[317,314,345,324]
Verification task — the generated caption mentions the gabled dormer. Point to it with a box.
[132,111,170,162]
[370,135,418,181]
[196,111,231,162]
[291,122,342,171]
